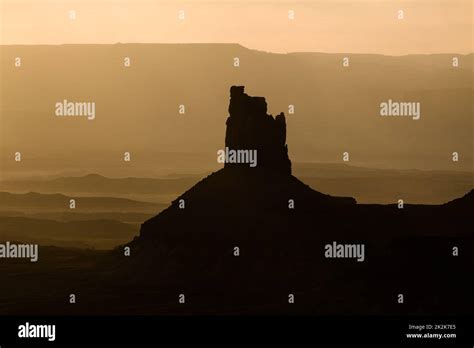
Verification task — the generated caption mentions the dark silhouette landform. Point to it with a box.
[0,87,472,315]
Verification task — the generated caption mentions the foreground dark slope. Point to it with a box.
[0,187,471,315]
[118,169,472,311]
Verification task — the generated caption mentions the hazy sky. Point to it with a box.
[0,0,472,54]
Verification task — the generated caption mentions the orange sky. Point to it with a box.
[0,0,472,54]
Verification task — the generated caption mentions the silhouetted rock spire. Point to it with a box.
[225,86,292,174]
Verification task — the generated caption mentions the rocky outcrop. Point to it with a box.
[225,86,291,175]
[125,85,356,277]
[102,86,473,316]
